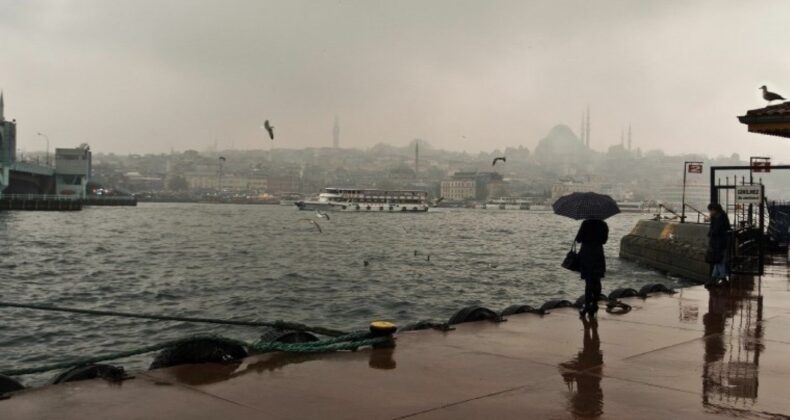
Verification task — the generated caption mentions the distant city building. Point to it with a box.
[657,182,708,210]
[124,171,164,192]
[54,145,91,197]
[184,171,270,192]
[0,91,17,192]
[441,179,476,201]
[441,171,504,201]
[266,175,300,193]
[551,180,598,201]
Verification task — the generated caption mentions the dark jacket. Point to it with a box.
[707,212,731,264]
[575,219,608,279]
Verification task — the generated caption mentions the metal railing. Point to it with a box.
[653,203,709,223]
[683,203,709,223]
[653,203,681,221]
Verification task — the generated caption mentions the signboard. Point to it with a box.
[752,161,771,173]
[735,185,762,204]
[687,163,703,174]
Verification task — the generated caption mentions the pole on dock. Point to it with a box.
[681,161,703,223]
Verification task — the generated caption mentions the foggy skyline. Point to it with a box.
[2,0,790,161]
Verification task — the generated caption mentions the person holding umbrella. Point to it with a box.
[554,192,621,319]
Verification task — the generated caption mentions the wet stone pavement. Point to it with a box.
[2,255,789,420]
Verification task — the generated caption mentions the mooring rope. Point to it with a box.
[0,332,388,377]
[0,301,347,337]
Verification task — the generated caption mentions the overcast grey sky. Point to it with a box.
[2,0,790,161]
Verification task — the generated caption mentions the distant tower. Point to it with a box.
[0,91,4,123]
[627,124,632,151]
[333,116,340,149]
[580,112,586,145]
[414,139,419,177]
[585,105,591,149]
[620,129,625,147]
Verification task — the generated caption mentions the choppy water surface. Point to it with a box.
[0,204,690,384]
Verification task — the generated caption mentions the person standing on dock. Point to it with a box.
[575,219,609,318]
[706,203,731,288]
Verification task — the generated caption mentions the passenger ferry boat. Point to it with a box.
[295,188,430,212]
[480,197,552,210]
[483,197,531,210]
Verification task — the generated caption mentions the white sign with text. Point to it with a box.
[735,185,762,204]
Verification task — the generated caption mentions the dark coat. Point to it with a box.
[575,219,608,279]
[706,212,731,264]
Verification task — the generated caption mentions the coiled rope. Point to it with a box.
[0,301,347,337]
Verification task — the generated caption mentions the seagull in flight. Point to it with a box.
[760,85,785,105]
[315,210,331,220]
[298,218,322,233]
[492,156,506,166]
[262,120,275,140]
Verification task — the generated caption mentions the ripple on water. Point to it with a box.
[1,204,679,386]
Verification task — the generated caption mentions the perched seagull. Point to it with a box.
[315,210,331,220]
[760,85,786,105]
[298,218,322,233]
[262,120,275,140]
[492,156,506,166]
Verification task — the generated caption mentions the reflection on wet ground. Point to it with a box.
[702,274,764,414]
[2,254,789,419]
[559,318,603,418]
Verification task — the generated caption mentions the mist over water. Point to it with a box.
[0,204,689,385]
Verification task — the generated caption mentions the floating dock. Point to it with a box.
[2,256,789,419]
[0,194,81,211]
[0,194,137,211]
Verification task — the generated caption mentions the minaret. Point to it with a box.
[627,124,632,151]
[332,116,340,149]
[580,112,585,144]
[585,105,591,149]
[414,139,419,177]
[0,91,4,123]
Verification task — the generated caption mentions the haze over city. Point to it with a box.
[1,0,790,161]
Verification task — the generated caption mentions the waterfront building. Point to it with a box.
[657,182,709,210]
[0,91,17,192]
[123,171,164,192]
[551,180,598,201]
[184,171,269,192]
[440,179,476,201]
[266,174,300,194]
[54,145,91,197]
[440,171,504,201]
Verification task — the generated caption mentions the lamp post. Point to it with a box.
[36,132,50,166]
[218,156,226,192]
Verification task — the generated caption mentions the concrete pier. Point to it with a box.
[1,256,789,419]
[620,219,711,283]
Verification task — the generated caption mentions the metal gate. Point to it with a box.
[710,167,769,277]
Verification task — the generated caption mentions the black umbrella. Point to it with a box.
[552,192,620,220]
